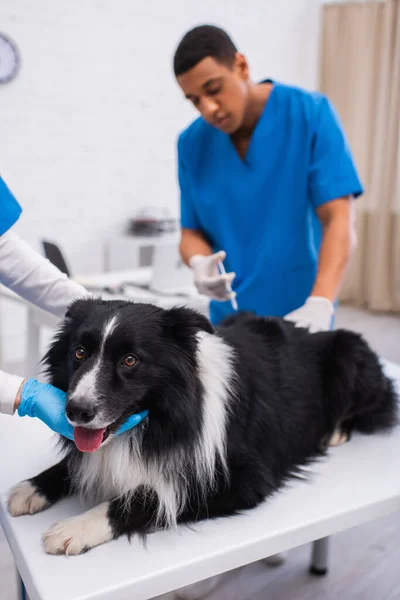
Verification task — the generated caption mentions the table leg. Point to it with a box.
[16,571,29,600]
[310,536,330,575]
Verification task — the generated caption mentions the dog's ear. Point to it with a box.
[41,298,98,391]
[64,297,101,323]
[162,306,214,340]
[41,319,73,392]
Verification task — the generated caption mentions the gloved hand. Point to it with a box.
[17,379,148,439]
[284,296,334,333]
[189,251,236,301]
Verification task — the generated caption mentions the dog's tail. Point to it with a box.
[327,330,398,435]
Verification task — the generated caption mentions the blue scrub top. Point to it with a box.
[0,176,22,235]
[178,81,363,325]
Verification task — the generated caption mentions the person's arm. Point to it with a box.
[179,228,213,265]
[285,95,362,333]
[0,370,24,415]
[285,196,356,332]
[0,231,89,318]
[311,196,357,302]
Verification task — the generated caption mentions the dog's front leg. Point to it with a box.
[43,502,114,555]
[108,485,161,538]
[43,486,160,555]
[8,458,72,517]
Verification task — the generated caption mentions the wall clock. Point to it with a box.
[0,33,20,84]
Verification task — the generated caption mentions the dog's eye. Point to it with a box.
[75,347,86,360]
[123,354,138,367]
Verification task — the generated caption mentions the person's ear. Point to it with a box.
[234,53,249,81]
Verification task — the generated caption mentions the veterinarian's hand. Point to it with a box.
[116,410,149,433]
[189,251,236,301]
[17,379,74,439]
[284,296,334,333]
[17,379,148,439]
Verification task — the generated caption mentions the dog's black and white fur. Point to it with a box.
[8,299,398,555]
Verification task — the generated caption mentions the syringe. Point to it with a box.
[218,260,238,311]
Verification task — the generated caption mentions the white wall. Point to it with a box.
[0,0,322,365]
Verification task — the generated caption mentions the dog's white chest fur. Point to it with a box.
[73,431,185,528]
[75,434,159,499]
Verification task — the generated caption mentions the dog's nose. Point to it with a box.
[66,400,96,424]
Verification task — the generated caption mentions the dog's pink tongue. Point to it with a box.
[74,427,106,452]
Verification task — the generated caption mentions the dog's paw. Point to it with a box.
[43,502,113,556]
[328,430,349,447]
[8,481,50,517]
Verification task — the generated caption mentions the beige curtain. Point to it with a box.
[319,0,400,312]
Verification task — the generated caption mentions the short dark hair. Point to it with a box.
[173,25,238,77]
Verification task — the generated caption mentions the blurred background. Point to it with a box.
[1,0,398,364]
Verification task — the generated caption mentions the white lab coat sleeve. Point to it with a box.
[0,230,90,318]
[0,369,24,414]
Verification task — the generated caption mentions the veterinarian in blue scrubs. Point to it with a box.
[0,176,142,438]
[175,26,363,329]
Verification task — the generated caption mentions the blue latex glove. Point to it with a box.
[17,379,148,440]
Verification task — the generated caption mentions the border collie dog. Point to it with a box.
[8,299,398,555]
